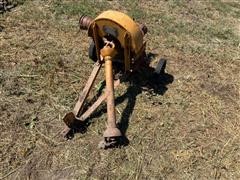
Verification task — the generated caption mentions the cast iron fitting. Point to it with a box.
[79,15,93,30]
[139,23,148,35]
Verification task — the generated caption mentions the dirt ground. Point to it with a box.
[0,0,239,179]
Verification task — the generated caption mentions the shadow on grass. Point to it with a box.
[114,63,173,147]
[0,1,18,14]
[64,57,174,147]
[117,66,174,135]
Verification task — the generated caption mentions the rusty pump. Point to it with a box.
[62,10,166,148]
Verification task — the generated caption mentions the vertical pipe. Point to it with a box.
[101,46,121,138]
[104,56,117,128]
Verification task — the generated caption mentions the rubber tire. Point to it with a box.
[88,40,97,62]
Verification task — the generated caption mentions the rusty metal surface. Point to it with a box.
[79,79,120,121]
[101,45,122,138]
[79,15,93,30]
[104,57,117,128]
[62,79,120,137]
[63,62,101,131]
[63,112,77,128]
[73,62,102,117]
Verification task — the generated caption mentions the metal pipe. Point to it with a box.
[73,62,102,117]
[79,15,93,30]
[79,14,147,36]
[100,45,122,138]
[79,79,120,122]
[105,56,117,128]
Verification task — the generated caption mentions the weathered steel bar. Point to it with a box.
[73,62,102,117]
[62,79,120,137]
[79,79,120,121]
[100,45,122,138]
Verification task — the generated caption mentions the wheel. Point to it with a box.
[88,40,97,62]
[154,59,166,74]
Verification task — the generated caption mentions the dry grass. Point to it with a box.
[0,0,239,179]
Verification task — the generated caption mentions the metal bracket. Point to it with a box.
[62,59,120,137]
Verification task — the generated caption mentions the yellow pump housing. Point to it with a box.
[87,10,146,72]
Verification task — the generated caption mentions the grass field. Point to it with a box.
[0,0,239,179]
